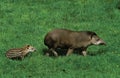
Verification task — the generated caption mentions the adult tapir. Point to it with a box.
[44,29,106,56]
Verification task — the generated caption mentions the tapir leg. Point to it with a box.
[81,47,87,56]
[66,48,74,56]
[82,51,87,56]
[50,48,58,56]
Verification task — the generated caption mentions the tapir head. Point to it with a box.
[90,34,106,45]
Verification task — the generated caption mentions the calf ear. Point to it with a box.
[27,45,30,47]
[26,45,30,49]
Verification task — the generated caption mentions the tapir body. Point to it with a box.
[44,29,106,56]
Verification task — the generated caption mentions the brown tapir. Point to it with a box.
[44,29,106,56]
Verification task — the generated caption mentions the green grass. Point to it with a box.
[0,0,120,78]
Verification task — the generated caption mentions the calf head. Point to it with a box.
[25,45,36,52]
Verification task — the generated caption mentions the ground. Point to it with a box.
[0,0,120,78]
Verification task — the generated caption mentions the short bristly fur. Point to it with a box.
[44,29,106,56]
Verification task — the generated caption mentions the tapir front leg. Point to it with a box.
[66,48,74,56]
[81,47,87,56]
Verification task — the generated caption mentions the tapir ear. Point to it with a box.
[90,34,96,39]
[86,31,97,39]
[90,32,97,39]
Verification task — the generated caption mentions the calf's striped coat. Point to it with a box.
[6,45,36,59]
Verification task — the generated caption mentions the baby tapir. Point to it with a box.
[44,29,106,56]
[6,45,36,59]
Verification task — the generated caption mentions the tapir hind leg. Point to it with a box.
[50,48,58,56]
[81,47,87,56]
[66,48,74,56]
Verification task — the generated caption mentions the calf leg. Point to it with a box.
[20,56,24,60]
[66,48,74,56]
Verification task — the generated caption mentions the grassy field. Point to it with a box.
[0,0,120,78]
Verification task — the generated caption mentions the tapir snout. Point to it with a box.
[99,39,106,45]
